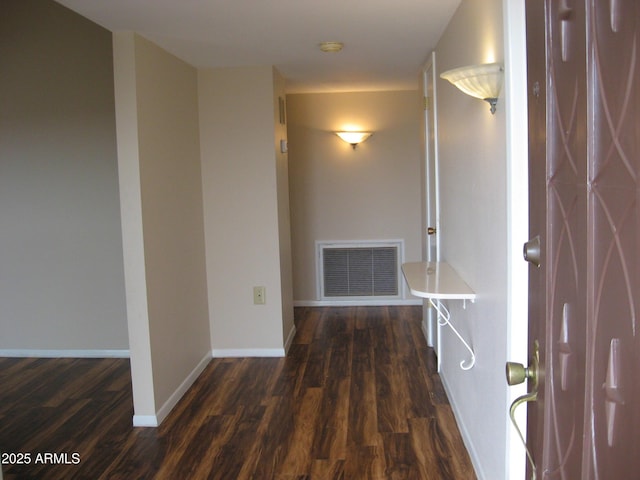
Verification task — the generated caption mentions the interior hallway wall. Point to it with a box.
[434,0,514,478]
[0,0,128,354]
[273,71,295,346]
[199,66,294,355]
[113,32,211,425]
[287,90,423,304]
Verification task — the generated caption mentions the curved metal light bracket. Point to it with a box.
[486,97,498,114]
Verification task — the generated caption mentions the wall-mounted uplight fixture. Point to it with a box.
[335,131,373,149]
[319,41,344,53]
[440,63,504,114]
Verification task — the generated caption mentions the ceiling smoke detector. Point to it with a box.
[319,41,344,53]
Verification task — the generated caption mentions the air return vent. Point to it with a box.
[317,241,402,300]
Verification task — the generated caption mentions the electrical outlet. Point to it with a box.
[253,286,266,305]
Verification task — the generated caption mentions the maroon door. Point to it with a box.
[524,0,640,478]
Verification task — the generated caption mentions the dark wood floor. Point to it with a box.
[0,306,476,479]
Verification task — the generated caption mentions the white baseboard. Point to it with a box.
[284,324,297,354]
[211,348,286,358]
[132,414,158,427]
[293,299,422,307]
[0,349,130,358]
[211,325,296,359]
[421,319,431,347]
[132,351,211,428]
[155,352,211,425]
[440,373,484,479]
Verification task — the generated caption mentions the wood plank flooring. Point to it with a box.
[0,306,476,479]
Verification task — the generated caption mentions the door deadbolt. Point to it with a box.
[523,236,541,267]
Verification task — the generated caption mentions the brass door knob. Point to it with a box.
[506,362,530,385]
[507,341,540,480]
[506,341,540,386]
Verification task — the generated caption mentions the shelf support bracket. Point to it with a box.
[430,298,476,370]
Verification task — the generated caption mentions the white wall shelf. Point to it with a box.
[401,262,476,370]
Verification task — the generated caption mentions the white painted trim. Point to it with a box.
[154,352,211,425]
[503,1,529,479]
[211,327,296,360]
[294,299,422,307]
[420,319,430,346]
[284,325,297,354]
[422,51,441,264]
[211,348,286,358]
[132,415,158,427]
[132,351,211,428]
[440,373,484,479]
[0,349,130,358]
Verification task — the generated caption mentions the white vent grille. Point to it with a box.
[318,241,402,300]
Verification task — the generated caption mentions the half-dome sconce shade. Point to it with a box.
[440,63,504,114]
[335,131,373,149]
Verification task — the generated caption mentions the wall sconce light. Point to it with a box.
[335,131,373,149]
[440,63,504,114]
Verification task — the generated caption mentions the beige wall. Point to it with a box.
[113,32,211,424]
[273,71,296,345]
[0,0,128,353]
[287,91,423,303]
[199,66,294,354]
[436,0,507,476]
[434,0,529,479]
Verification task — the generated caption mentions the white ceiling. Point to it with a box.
[55,0,461,93]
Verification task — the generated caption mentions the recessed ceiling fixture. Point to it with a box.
[319,41,344,53]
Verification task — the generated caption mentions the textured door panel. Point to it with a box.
[584,0,640,477]
[527,0,640,478]
[544,1,588,477]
